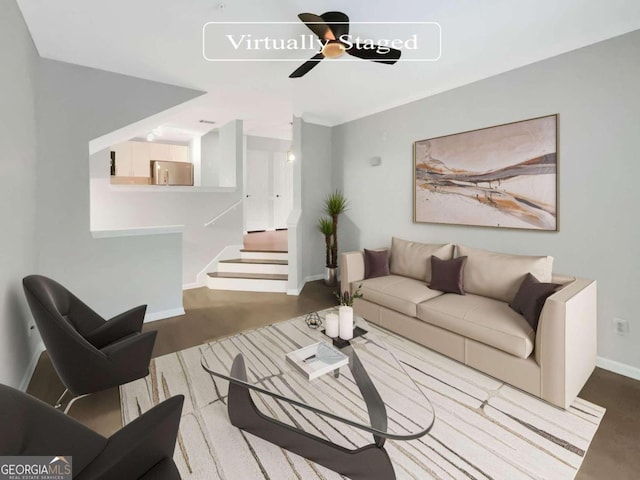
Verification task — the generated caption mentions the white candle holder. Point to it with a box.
[339,306,354,340]
[325,313,339,338]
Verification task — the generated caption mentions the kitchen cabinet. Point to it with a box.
[149,143,170,161]
[112,142,132,176]
[170,145,189,162]
[131,141,152,177]
[111,141,190,179]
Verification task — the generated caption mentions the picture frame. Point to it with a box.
[413,114,558,231]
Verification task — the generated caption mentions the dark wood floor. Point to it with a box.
[27,280,640,479]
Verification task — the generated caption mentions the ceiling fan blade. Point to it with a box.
[319,11,350,40]
[289,53,324,78]
[298,13,334,40]
[346,44,402,64]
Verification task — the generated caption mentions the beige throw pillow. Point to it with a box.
[457,244,553,303]
[389,237,455,282]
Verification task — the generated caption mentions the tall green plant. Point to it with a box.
[318,217,334,268]
[323,190,348,268]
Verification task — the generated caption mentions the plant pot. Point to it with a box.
[324,267,338,286]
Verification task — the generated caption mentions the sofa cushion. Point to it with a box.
[430,256,467,295]
[364,248,390,279]
[456,245,554,303]
[417,293,535,358]
[355,275,443,318]
[509,273,560,331]
[390,237,454,283]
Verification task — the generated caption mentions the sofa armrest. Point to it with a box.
[535,277,597,408]
[340,251,365,295]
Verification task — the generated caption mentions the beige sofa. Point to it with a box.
[341,240,597,409]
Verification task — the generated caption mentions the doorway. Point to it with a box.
[244,141,293,233]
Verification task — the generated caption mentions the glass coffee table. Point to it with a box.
[200,313,435,480]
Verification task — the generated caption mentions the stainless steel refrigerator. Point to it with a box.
[151,160,194,186]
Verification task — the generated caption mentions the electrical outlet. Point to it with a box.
[613,317,629,336]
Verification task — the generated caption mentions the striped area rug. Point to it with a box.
[120,310,604,479]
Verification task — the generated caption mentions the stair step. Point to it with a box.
[218,258,288,275]
[240,250,288,261]
[207,272,288,280]
[220,258,288,265]
[240,249,288,253]
[207,272,288,293]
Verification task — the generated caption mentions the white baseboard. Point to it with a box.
[182,281,205,290]
[596,356,640,381]
[144,307,186,323]
[19,341,45,391]
[287,274,325,296]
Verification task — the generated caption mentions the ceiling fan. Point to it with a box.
[289,11,402,78]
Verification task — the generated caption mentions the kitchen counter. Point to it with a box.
[110,176,151,185]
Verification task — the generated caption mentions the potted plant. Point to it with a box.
[335,284,363,307]
[321,190,348,286]
[318,217,334,284]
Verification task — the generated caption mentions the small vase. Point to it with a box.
[339,306,354,340]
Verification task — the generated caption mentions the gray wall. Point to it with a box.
[246,135,291,152]
[0,0,42,388]
[36,58,203,321]
[332,30,640,370]
[200,130,220,187]
[301,122,333,282]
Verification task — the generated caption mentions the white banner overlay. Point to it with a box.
[202,22,441,62]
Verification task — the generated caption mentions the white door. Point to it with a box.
[272,152,293,229]
[244,150,293,232]
[244,150,270,232]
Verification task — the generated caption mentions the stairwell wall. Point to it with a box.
[300,121,333,285]
[36,58,203,322]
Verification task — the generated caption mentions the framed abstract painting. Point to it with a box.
[414,114,558,231]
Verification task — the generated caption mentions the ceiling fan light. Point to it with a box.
[321,41,346,58]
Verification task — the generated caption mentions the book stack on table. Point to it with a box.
[286,342,349,381]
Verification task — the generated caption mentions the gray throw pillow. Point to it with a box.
[364,249,390,279]
[509,273,560,331]
[429,256,467,295]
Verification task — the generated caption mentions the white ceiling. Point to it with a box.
[17,0,640,139]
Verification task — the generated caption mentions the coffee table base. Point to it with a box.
[228,355,396,480]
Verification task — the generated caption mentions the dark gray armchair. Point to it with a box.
[23,275,157,410]
[0,384,183,479]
